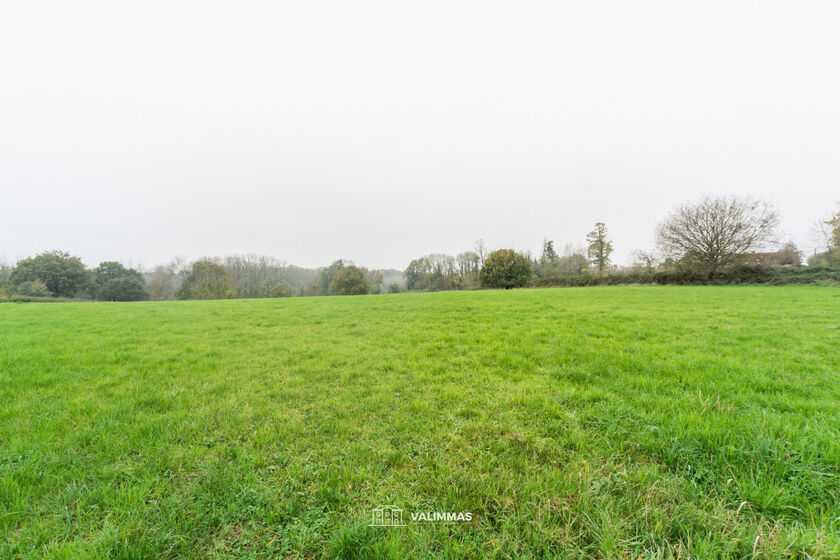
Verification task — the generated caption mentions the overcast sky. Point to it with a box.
[2,1,838,270]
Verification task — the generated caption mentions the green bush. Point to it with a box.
[479,249,532,289]
[94,262,149,301]
[268,282,296,298]
[330,266,370,295]
[10,251,92,297]
[98,277,149,301]
[536,272,655,287]
[769,266,840,285]
[807,249,840,268]
[14,279,53,297]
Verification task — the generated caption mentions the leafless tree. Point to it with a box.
[365,268,384,294]
[632,249,658,273]
[144,263,179,300]
[555,244,588,276]
[656,196,780,277]
[171,255,192,282]
[831,210,840,248]
[811,219,834,252]
[222,254,290,298]
[456,251,481,287]
[474,239,488,267]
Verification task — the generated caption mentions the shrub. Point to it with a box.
[94,262,149,301]
[97,277,149,301]
[719,264,775,284]
[330,266,370,295]
[533,264,838,287]
[769,266,840,285]
[15,279,53,297]
[808,249,840,268]
[268,282,296,298]
[479,249,532,289]
[536,272,655,287]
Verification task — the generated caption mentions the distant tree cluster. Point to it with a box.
[1,251,149,301]
[221,255,300,298]
[330,266,369,295]
[0,252,396,301]
[157,256,386,300]
[147,255,336,300]
[309,260,383,296]
[405,253,476,291]
[176,261,235,300]
[403,242,487,291]
[534,241,589,280]
[401,224,616,291]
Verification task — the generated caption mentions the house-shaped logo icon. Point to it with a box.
[370,505,404,526]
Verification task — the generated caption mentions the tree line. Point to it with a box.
[2,196,839,301]
[403,196,840,290]
[0,253,395,301]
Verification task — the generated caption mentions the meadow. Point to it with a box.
[1,286,839,559]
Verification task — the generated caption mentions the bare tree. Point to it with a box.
[474,239,488,267]
[222,254,290,298]
[144,263,179,300]
[811,219,834,253]
[456,251,481,288]
[171,255,192,282]
[365,269,384,294]
[827,209,840,249]
[656,196,780,277]
[632,249,658,273]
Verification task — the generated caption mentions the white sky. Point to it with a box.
[2,1,838,269]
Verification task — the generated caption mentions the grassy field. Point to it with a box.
[1,286,839,559]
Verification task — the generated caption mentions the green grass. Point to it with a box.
[1,286,839,559]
